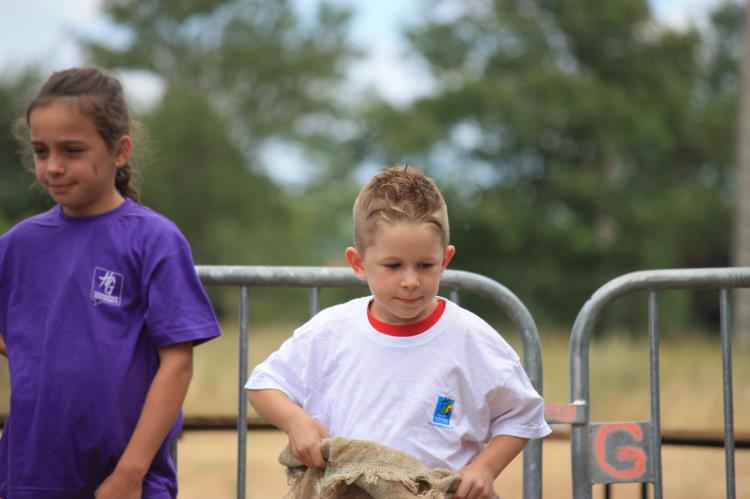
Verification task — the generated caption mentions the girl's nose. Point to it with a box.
[45,154,65,175]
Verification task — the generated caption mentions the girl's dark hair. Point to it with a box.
[23,67,140,202]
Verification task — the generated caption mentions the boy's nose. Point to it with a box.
[401,270,420,288]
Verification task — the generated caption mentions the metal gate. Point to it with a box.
[192,265,746,499]
[544,268,747,499]
[195,265,547,499]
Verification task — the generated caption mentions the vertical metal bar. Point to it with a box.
[720,289,736,499]
[309,286,321,318]
[570,316,592,499]
[522,438,541,499]
[449,288,460,304]
[237,286,249,499]
[648,291,663,499]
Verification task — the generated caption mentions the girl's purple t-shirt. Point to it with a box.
[0,199,221,498]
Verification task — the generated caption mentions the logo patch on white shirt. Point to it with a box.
[432,395,455,427]
[91,267,124,306]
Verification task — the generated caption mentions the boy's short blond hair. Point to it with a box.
[353,164,450,251]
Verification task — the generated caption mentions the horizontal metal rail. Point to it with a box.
[178,416,750,449]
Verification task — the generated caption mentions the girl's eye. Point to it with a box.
[420,263,435,269]
[385,263,401,269]
[64,147,83,155]
[32,147,47,158]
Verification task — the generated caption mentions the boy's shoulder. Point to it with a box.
[443,299,498,335]
[442,299,520,361]
[299,296,369,333]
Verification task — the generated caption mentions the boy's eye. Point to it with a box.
[420,263,436,269]
[384,263,401,269]
[64,147,83,155]
[32,147,47,158]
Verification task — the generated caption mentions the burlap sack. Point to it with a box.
[279,436,462,499]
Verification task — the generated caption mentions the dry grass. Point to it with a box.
[0,322,747,498]
[176,431,750,499]
[177,323,749,498]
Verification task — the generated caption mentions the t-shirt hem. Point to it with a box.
[244,379,293,396]
[491,423,552,440]
[150,323,221,348]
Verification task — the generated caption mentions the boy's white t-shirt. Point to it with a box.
[246,296,550,471]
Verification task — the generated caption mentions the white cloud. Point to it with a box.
[0,0,104,69]
[650,0,736,29]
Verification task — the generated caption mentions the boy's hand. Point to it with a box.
[454,462,496,499]
[454,434,527,499]
[287,412,330,470]
[247,388,331,469]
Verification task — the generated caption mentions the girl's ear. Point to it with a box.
[345,247,367,280]
[441,245,456,271]
[114,135,133,168]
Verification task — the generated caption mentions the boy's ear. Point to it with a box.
[345,247,367,280]
[441,245,456,271]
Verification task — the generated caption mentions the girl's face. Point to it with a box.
[346,221,455,325]
[29,99,131,217]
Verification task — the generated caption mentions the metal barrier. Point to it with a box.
[544,268,749,499]
[195,265,546,499]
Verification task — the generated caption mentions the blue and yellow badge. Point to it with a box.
[432,395,455,427]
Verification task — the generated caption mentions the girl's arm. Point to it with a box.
[454,435,529,499]
[95,341,194,499]
[247,388,330,469]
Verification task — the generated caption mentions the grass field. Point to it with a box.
[178,322,750,498]
[183,322,750,430]
[0,322,747,497]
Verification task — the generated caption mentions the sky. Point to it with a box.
[0,0,736,186]
[0,0,733,107]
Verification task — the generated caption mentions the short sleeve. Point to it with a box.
[142,229,220,347]
[488,362,551,439]
[245,328,309,405]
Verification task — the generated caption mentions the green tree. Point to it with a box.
[361,0,742,326]
[82,0,359,267]
[85,0,356,173]
[140,85,297,265]
[734,0,750,349]
[0,70,51,234]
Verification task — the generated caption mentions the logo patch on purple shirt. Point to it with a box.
[91,267,124,306]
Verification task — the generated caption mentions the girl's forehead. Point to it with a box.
[29,99,96,138]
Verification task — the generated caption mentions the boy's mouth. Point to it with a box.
[397,297,421,304]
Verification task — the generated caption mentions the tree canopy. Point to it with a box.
[359,0,743,325]
[1,0,745,328]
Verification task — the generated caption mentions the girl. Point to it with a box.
[0,67,221,498]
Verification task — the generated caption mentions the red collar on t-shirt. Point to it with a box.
[367,299,446,337]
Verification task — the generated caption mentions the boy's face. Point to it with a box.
[346,221,455,325]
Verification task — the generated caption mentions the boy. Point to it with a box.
[246,165,550,499]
